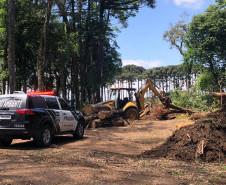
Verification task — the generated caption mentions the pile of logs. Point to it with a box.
[84,104,126,128]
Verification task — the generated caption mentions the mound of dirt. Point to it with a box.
[142,109,226,163]
[150,104,169,120]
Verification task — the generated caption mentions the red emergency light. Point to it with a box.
[27,91,55,95]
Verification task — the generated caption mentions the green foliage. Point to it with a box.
[0,59,8,80]
[197,72,218,92]
[0,0,157,103]
[185,0,226,88]
[170,88,216,112]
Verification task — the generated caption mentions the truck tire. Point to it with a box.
[36,125,52,147]
[125,108,139,120]
[0,139,13,146]
[73,120,84,139]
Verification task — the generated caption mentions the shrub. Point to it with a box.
[169,88,217,112]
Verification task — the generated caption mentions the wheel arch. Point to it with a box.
[39,117,57,134]
[78,117,85,125]
[123,102,138,112]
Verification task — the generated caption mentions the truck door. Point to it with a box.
[44,97,63,132]
[58,98,77,132]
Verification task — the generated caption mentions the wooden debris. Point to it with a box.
[176,122,195,130]
[111,118,124,126]
[212,92,226,106]
[195,140,207,159]
[85,115,97,128]
[91,119,102,128]
[84,104,125,128]
[189,113,207,120]
[168,103,193,114]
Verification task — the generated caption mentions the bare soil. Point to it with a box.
[0,117,225,185]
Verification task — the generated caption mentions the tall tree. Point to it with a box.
[163,13,192,92]
[8,0,16,93]
[185,0,226,89]
[37,0,53,91]
[0,0,8,94]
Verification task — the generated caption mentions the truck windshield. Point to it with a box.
[0,96,26,110]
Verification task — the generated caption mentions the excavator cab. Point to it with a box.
[110,88,139,120]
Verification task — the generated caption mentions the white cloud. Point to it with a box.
[173,0,205,9]
[122,59,162,69]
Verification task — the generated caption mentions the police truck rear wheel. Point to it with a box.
[36,125,52,147]
[125,108,139,120]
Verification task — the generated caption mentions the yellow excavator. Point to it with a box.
[99,78,191,120]
[99,78,173,120]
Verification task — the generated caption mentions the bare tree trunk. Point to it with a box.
[78,0,85,103]
[2,43,8,94]
[37,0,53,91]
[23,79,27,93]
[61,70,67,99]
[8,0,16,93]
[72,56,80,109]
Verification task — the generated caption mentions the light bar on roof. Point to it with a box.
[27,91,55,95]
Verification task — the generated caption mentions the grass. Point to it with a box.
[58,152,66,156]
[220,163,226,170]
[174,113,189,120]
[36,151,48,157]
[200,166,208,173]
[214,174,226,179]
[167,170,184,176]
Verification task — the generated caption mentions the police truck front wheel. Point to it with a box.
[73,120,84,139]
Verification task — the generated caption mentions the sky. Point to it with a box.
[116,0,216,69]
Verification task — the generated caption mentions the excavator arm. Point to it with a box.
[135,78,192,114]
[135,78,165,111]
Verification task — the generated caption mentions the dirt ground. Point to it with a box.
[0,117,225,185]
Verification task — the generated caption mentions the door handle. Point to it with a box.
[63,113,67,115]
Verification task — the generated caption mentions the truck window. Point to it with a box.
[28,96,47,109]
[58,98,71,110]
[45,97,59,109]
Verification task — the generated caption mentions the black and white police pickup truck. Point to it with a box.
[0,91,85,147]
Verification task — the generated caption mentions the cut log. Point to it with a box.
[98,111,113,119]
[97,110,124,120]
[212,92,226,97]
[83,104,111,116]
[212,92,226,105]
[169,103,193,114]
[83,104,93,116]
[85,115,97,128]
